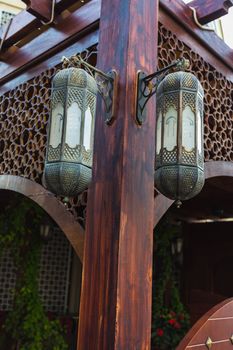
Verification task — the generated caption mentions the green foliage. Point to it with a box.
[0,195,68,350]
[151,216,190,350]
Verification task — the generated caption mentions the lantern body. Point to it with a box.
[155,71,204,201]
[44,68,98,197]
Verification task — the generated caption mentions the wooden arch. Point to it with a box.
[0,175,85,262]
[154,161,233,227]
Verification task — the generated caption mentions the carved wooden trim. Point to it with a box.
[0,175,84,261]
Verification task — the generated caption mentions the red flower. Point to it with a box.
[156,328,164,337]
[168,319,176,325]
[174,321,181,329]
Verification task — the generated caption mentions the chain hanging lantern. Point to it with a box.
[44,67,98,197]
[154,70,205,205]
[44,53,117,198]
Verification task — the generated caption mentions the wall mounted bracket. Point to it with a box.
[136,58,189,125]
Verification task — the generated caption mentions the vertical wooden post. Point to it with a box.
[78,0,158,349]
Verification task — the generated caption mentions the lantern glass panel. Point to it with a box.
[164,106,177,151]
[197,110,202,153]
[49,102,63,148]
[182,105,195,151]
[156,112,162,154]
[65,102,81,148]
[83,107,93,151]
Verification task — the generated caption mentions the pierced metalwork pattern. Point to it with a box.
[181,73,198,90]
[63,144,92,166]
[181,148,196,165]
[51,89,66,109]
[182,92,196,112]
[48,145,61,161]
[162,148,177,164]
[163,92,179,113]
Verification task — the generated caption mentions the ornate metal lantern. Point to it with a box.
[44,67,98,197]
[154,70,204,204]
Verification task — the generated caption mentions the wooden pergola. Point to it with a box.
[0,0,233,349]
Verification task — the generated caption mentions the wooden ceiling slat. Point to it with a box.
[0,0,91,48]
[0,0,100,86]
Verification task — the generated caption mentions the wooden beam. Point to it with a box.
[0,0,89,48]
[22,0,53,23]
[188,0,233,24]
[77,0,158,348]
[0,0,100,86]
[160,0,233,78]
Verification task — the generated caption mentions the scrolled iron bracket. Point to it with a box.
[62,54,118,125]
[136,58,190,125]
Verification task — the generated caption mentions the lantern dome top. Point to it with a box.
[53,67,98,94]
[157,71,204,96]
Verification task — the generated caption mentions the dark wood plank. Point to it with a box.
[77,0,158,348]
[0,0,90,48]
[0,175,84,261]
[188,0,233,24]
[0,0,100,86]
[22,0,53,22]
[160,0,233,76]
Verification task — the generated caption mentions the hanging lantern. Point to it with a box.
[154,70,204,204]
[44,67,98,197]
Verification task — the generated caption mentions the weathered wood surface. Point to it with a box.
[77,0,158,348]
[1,0,233,88]
[0,175,84,261]
[188,0,233,24]
[177,298,233,349]
[0,0,100,86]
[0,0,90,48]
[160,0,233,77]
[22,0,53,22]
[0,29,98,95]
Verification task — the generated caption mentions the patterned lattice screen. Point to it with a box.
[0,227,72,313]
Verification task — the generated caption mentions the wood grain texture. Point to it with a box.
[77,0,158,349]
[22,0,53,22]
[160,0,233,75]
[0,29,98,94]
[0,0,90,48]
[0,0,100,86]
[1,0,233,85]
[177,298,233,349]
[188,0,233,24]
[0,175,84,261]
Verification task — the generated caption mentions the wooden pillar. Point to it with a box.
[78,0,158,349]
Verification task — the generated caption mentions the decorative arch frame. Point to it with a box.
[0,175,85,262]
[154,161,233,227]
